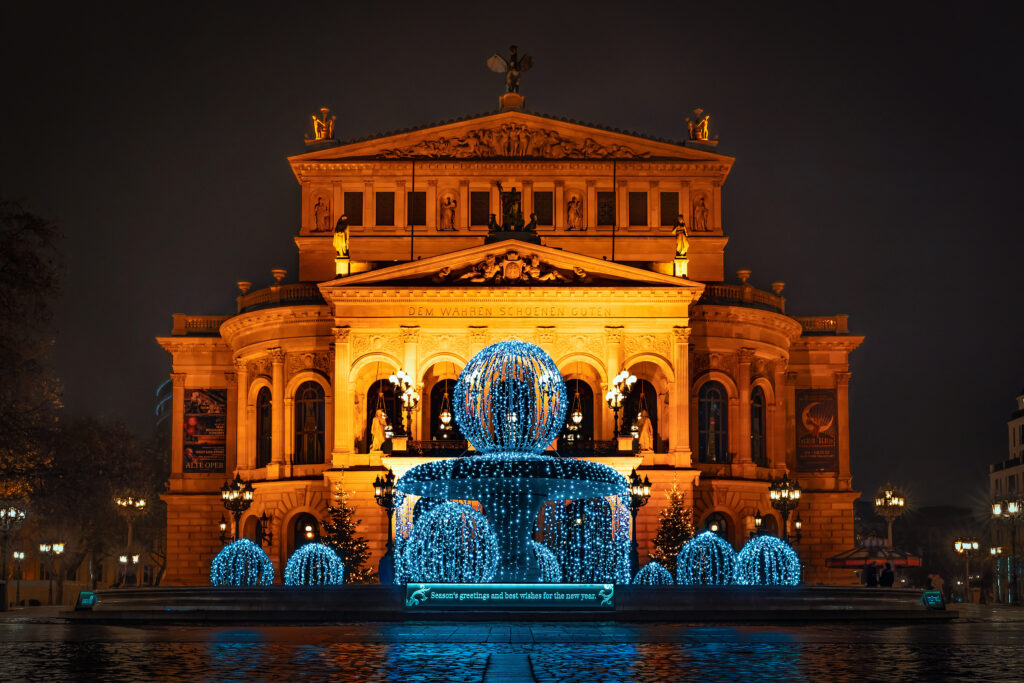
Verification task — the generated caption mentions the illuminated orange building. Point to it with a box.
[158,104,862,585]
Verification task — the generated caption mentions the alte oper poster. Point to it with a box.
[795,389,839,471]
[183,389,227,473]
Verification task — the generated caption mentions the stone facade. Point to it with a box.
[158,111,863,585]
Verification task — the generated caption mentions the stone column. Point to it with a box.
[586,181,597,229]
[605,326,624,441]
[169,372,186,490]
[364,181,375,227]
[459,181,469,229]
[400,326,420,441]
[332,327,355,468]
[396,180,407,229]
[617,180,628,229]
[554,181,565,228]
[669,327,692,467]
[224,369,238,474]
[522,180,533,219]
[490,182,500,223]
[735,348,754,464]
[268,348,286,479]
[835,371,852,481]
[785,370,798,471]
[234,359,249,472]
[649,181,660,228]
[772,360,788,470]
[426,180,437,230]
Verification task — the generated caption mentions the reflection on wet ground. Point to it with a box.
[1,606,1022,682]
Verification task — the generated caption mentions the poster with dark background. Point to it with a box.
[183,389,227,473]
[796,389,838,472]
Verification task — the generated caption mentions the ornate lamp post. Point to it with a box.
[792,515,803,543]
[38,542,65,605]
[753,509,764,537]
[604,370,637,436]
[114,495,146,587]
[991,497,1023,604]
[257,511,274,549]
[11,551,24,607]
[373,468,397,584]
[769,474,802,542]
[953,538,980,602]
[0,500,27,612]
[220,474,255,541]
[389,369,420,437]
[874,484,906,548]
[627,468,652,576]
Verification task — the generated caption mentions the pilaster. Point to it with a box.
[169,372,186,490]
[785,370,798,471]
[669,326,692,467]
[605,326,624,441]
[234,359,249,472]
[735,348,754,465]
[401,325,420,440]
[224,369,238,474]
[331,326,356,468]
[835,371,852,483]
[268,347,286,479]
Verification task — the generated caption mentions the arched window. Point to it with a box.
[560,379,595,447]
[750,386,767,466]
[293,381,325,465]
[366,379,400,451]
[430,379,464,441]
[256,387,272,468]
[704,512,729,540]
[623,378,658,451]
[697,381,728,464]
[291,513,320,554]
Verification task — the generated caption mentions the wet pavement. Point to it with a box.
[1,605,1022,681]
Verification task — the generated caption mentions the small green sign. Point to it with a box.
[75,591,97,611]
[404,583,615,609]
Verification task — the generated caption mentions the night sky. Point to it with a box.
[2,3,1021,508]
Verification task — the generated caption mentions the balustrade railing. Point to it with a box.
[793,314,849,334]
[171,314,230,336]
[237,283,325,313]
[699,283,786,313]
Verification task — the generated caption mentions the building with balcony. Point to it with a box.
[158,103,863,585]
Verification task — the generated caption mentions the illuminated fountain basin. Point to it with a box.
[397,340,629,582]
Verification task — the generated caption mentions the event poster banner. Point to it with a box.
[183,389,227,473]
[795,389,838,472]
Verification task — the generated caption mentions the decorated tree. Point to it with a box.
[649,484,695,575]
[321,486,373,583]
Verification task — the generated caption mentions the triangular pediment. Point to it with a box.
[320,240,706,292]
[290,111,732,164]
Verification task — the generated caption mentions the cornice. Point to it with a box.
[691,304,804,341]
[326,287,699,304]
[157,337,231,355]
[219,305,332,345]
[292,160,731,177]
[792,336,865,352]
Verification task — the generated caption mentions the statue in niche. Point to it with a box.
[333,214,350,258]
[673,214,689,258]
[693,195,710,231]
[637,410,654,452]
[496,182,524,231]
[686,108,710,141]
[487,44,533,93]
[310,107,336,141]
[370,408,389,451]
[313,197,331,232]
[439,196,458,231]
[566,195,584,231]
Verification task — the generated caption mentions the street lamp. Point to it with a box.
[220,474,255,541]
[792,515,803,543]
[373,468,397,584]
[874,484,906,549]
[769,474,802,542]
[991,497,1023,604]
[257,511,274,548]
[0,500,27,612]
[38,542,65,605]
[627,468,652,577]
[389,369,420,437]
[954,538,980,602]
[114,494,147,588]
[11,551,24,607]
[753,509,764,536]
[604,369,637,436]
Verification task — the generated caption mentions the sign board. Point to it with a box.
[921,590,945,610]
[795,389,839,471]
[183,389,227,473]
[404,583,615,609]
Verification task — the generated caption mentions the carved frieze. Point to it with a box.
[420,332,469,359]
[378,122,652,160]
[557,333,606,357]
[285,351,332,381]
[247,357,272,383]
[690,351,738,379]
[624,333,670,358]
[433,248,587,285]
[351,333,403,359]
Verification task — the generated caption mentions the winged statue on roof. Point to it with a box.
[487,45,533,93]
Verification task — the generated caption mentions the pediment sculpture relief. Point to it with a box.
[378,122,651,159]
[432,249,589,285]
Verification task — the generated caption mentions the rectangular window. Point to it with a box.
[533,191,553,226]
[375,192,394,226]
[628,192,647,226]
[343,192,363,226]
[597,191,616,226]
[660,192,679,226]
[406,191,426,226]
[470,191,490,226]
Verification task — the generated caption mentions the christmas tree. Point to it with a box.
[321,485,374,583]
[649,484,695,575]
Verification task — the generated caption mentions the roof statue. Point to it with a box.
[487,45,533,94]
[309,107,336,141]
[686,108,714,143]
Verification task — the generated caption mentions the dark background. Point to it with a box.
[2,2,1021,508]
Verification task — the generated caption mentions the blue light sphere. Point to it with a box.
[403,502,500,583]
[454,340,567,456]
[530,540,562,583]
[633,561,674,585]
[210,539,274,587]
[284,542,345,586]
[733,535,801,586]
[677,531,737,585]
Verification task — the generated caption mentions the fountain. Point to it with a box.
[396,340,630,582]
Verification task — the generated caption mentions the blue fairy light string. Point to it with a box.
[732,535,801,586]
[633,561,674,585]
[284,542,345,586]
[404,501,499,583]
[210,539,274,587]
[677,530,737,586]
[529,540,562,583]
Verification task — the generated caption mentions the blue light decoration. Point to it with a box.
[529,540,562,583]
[538,497,630,584]
[284,542,345,586]
[396,340,630,583]
[677,530,738,585]
[633,561,674,585]
[210,539,274,587]
[403,502,500,583]
[732,535,801,586]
